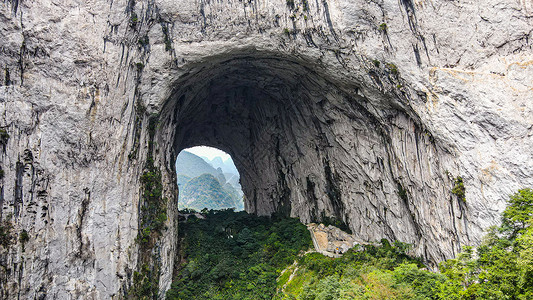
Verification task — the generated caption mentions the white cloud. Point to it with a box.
[184,146,231,161]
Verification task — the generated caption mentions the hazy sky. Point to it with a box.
[184,146,232,161]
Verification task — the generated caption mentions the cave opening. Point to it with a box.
[151,51,461,271]
[160,52,375,221]
[175,146,244,212]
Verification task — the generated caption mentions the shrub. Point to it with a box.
[0,221,13,248]
[138,35,149,47]
[0,128,9,145]
[452,176,466,202]
[286,0,295,8]
[386,63,399,75]
[130,12,139,28]
[302,0,309,11]
[502,188,533,235]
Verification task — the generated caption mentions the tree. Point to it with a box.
[502,188,533,237]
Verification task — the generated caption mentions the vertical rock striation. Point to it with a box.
[0,0,531,298]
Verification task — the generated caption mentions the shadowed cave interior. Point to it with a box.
[153,52,460,265]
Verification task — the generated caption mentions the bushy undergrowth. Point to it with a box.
[167,188,533,300]
[281,188,533,300]
[166,209,312,300]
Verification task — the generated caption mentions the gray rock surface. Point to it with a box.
[307,223,367,257]
[0,0,532,298]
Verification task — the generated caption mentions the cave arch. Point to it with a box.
[145,51,467,274]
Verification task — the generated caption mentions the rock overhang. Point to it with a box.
[144,49,462,268]
[0,0,532,298]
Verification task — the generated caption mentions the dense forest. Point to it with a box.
[166,189,532,300]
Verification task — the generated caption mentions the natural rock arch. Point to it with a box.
[143,50,467,289]
[0,0,531,298]
[158,52,464,250]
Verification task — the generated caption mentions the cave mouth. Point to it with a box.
[153,51,459,265]
[159,52,381,221]
[175,146,244,212]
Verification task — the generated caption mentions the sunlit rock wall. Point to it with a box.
[0,0,531,298]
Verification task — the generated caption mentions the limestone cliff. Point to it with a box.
[0,0,531,298]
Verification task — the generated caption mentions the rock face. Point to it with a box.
[307,223,366,257]
[0,0,532,298]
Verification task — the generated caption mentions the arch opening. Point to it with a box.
[175,146,244,211]
[153,52,466,265]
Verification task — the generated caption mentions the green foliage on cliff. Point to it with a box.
[279,241,431,299]
[502,188,533,236]
[452,176,466,202]
[131,116,166,299]
[435,188,533,299]
[0,221,13,248]
[0,128,9,146]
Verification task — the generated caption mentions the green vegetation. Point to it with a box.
[161,23,172,51]
[302,0,309,11]
[130,11,139,28]
[0,221,13,248]
[167,189,533,299]
[379,23,388,32]
[286,0,295,9]
[137,168,167,246]
[166,210,312,299]
[0,128,9,146]
[372,59,380,68]
[397,183,408,202]
[280,241,431,299]
[138,35,149,48]
[280,189,533,299]
[386,63,398,75]
[436,188,533,299]
[19,229,29,244]
[130,116,166,299]
[130,263,160,299]
[502,188,533,236]
[19,229,29,252]
[452,176,466,202]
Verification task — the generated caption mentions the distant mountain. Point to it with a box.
[176,151,222,179]
[177,174,192,188]
[221,182,244,211]
[179,174,242,211]
[208,156,239,176]
[176,151,243,211]
[224,173,241,189]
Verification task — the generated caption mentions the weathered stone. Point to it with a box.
[307,223,366,257]
[0,0,531,298]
